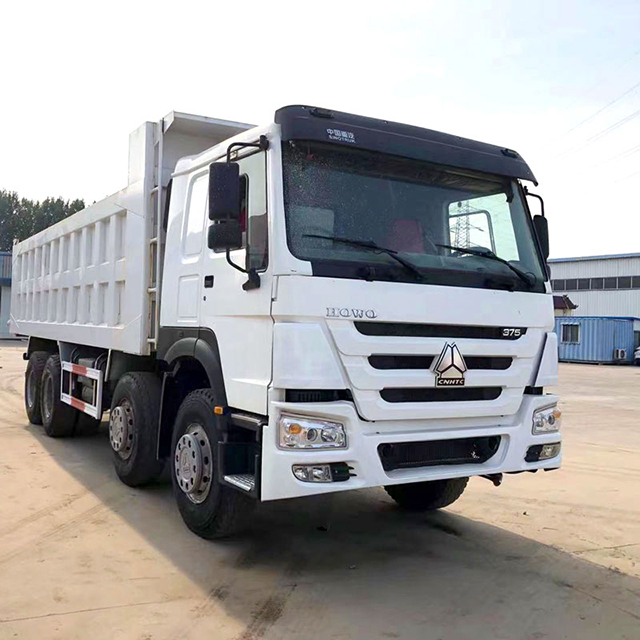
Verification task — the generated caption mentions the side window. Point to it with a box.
[448,193,519,261]
[561,324,580,344]
[183,173,207,257]
[236,151,268,271]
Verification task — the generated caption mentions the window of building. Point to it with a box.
[617,276,632,289]
[604,277,617,289]
[633,276,640,289]
[552,279,565,291]
[565,278,577,290]
[591,277,604,290]
[578,278,590,290]
[561,324,580,343]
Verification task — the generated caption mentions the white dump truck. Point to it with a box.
[11,106,562,538]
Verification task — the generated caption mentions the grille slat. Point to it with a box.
[379,436,501,471]
[369,355,512,371]
[355,322,526,340]
[381,387,502,403]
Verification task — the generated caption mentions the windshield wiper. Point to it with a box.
[436,243,535,288]
[303,234,426,281]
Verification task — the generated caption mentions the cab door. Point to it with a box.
[199,148,272,415]
[173,171,208,326]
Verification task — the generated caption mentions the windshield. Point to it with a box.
[282,143,546,293]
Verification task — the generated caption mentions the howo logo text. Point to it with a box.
[326,307,378,319]
[432,343,468,387]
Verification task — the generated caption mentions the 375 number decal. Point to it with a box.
[502,328,522,338]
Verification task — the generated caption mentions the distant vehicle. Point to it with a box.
[10,106,561,539]
[634,345,640,365]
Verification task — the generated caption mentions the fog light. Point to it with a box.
[525,442,561,462]
[279,414,347,450]
[532,405,562,434]
[292,464,332,482]
[292,462,353,483]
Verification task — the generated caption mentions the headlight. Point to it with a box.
[278,414,347,450]
[532,404,562,434]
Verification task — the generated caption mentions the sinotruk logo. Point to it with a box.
[432,343,467,386]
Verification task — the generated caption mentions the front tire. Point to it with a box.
[385,477,469,511]
[109,372,164,487]
[171,389,254,539]
[25,351,48,425]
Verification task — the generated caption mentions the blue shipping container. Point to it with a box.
[555,316,640,364]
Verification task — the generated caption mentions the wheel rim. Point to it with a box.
[109,400,135,459]
[26,367,37,409]
[42,373,54,422]
[174,423,213,504]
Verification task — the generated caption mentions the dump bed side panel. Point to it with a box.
[10,124,155,355]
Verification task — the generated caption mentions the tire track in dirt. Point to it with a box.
[0,496,121,567]
[0,489,89,537]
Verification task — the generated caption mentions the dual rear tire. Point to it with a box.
[25,351,101,437]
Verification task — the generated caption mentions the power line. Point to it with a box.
[600,142,640,165]
[538,47,640,151]
[616,168,640,183]
[554,105,640,159]
[560,46,640,114]
[587,106,640,142]
[561,78,640,138]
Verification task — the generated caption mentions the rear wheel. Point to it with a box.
[41,355,76,437]
[172,389,254,539]
[25,351,48,425]
[109,372,164,487]
[385,477,469,511]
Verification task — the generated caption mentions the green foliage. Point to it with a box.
[0,190,84,252]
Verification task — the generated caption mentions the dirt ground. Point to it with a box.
[0,340,639,640]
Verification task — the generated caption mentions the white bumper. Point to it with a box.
[260,392,561,501]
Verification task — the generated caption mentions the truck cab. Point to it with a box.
[159,105,560,504]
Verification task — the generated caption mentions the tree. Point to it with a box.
[0,190,84,252]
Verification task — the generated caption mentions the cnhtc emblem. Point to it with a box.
[432,343,467,387]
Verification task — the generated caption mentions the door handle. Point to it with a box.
[204,275,214,288]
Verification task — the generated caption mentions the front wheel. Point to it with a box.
[385,477,469,511]
[171,389,254,539]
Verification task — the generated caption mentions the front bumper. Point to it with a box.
[260,393,561,501]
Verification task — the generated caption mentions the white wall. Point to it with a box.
[550,255,640,318]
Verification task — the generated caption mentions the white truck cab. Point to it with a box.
[11,106,561,538]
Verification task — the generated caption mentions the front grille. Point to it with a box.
[355,322,526,340]
[380,387,502,403]
[378,436,502,471]
[369,355,512,371]
[285,389,353,403]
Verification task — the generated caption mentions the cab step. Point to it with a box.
[223,474,255,492]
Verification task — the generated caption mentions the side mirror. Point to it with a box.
[209,162,240,221]
[208,220,242,250]
[532,214,549,260]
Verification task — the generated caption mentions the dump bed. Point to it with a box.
[10,112,252,355]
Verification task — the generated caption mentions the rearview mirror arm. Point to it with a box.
[218,135,268,291]
[226,135,269,164]
[523,186,545,217]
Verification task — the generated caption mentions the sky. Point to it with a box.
[1,0,639,259]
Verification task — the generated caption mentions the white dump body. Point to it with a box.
[10,112,252,355]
